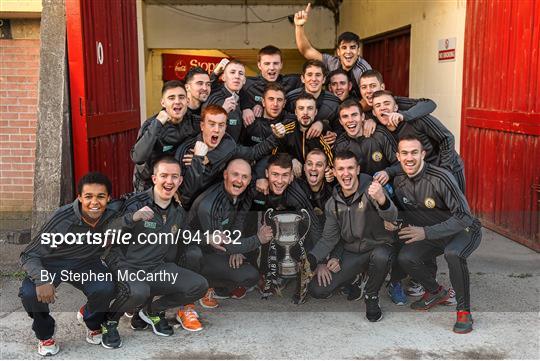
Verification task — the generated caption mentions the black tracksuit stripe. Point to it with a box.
[421,116,448,140]
[425,166,468,214]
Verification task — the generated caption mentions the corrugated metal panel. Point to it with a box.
[461,0,540,250]
[67,0,140,196]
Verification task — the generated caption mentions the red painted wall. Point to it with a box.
[461,0,540,250]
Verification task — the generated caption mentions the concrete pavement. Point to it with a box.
[1,228,538,359]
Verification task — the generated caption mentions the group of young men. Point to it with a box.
[19,4,482,356]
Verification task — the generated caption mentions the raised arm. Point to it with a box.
[294,3,323,61]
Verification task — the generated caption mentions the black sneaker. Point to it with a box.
[410,286,449,311]
[101,320,122,349]
[138,309,173,337]
[365,295,383,322]
[130,310,148,330]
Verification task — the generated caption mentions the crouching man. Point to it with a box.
[394,136,481,333]
[306,151,398,322]
[19,172,120,355]
[104,156,208,343]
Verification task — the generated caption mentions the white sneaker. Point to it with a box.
[76,305,85,325]
[443,287,457,306]
[38,338,59,356]
[85,329,102,345]
[406,280,425,297]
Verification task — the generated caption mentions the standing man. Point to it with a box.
[286,60,341,140]
[242,82,295,147]
[276,93,334,177]
[294,3,371,99]
[299,149,334,227]
[394,136,481,333]
[131,80,198,191]
[333,99,399,183]
[306,151,397,322]
[204,60,247,143]
[185,67,212,125]
[359,70,437,137]
[241,45,302,125]
[371,90,465,192]
[19,173,120,354]
[328,69,355,103]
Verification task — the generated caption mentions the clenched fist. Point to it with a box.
[133,206,154,222]
[193,141,209,157]
[368,180,386,205]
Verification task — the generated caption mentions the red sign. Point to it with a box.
[162,53,227,81]
[438,49,455,61]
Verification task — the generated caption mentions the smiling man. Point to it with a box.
[305,151,397,322]
[131,80,199,192]
[328,69,354,102]
[248,153,322,300]
[241,46,303,125]
[293,3,371,100]
[204,60,247,143]
[185,67,212,125]
[187,158,273,304]
[19,172,120,355]
[333,99,399,184]
[371,90,465,193]
[393,136,481,334]
[286,60,341,140]
[275,93,334,177]
[242,82,295,147]
[105,156,208,342]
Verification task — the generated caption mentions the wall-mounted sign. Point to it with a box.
[0,19,13,39]
[162,53,227,81]
[438,37,456,62]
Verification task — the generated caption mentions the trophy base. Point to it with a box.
[279,262,298,278]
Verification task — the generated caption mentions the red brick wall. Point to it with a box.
[0,39,40,212]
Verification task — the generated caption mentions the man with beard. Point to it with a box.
[286,60,341,140]
[131,81,199,191]
[393,136,481,334]
[294,3,371,99]
[105,157,208,340]
[328,69,355,103]
[204,60,247,143]
[19,173,120,354]
[276,93,334,178]
[306,151,397,322]
[299,149,334,227]
[175,105,284,209]
[249,153,322,301]
[241,46,302,126]
[242,82,295,147]
[185,67,212,125]
[188,158,274,304]
[333,99,399,185]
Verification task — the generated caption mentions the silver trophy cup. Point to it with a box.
[264,208,311,278]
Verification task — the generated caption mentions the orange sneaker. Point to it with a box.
[176,304,203,332]
[199,288,219,309]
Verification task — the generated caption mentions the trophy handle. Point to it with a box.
[299,208,311,242]
[263,208,277,239]
[263,208,274,226]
